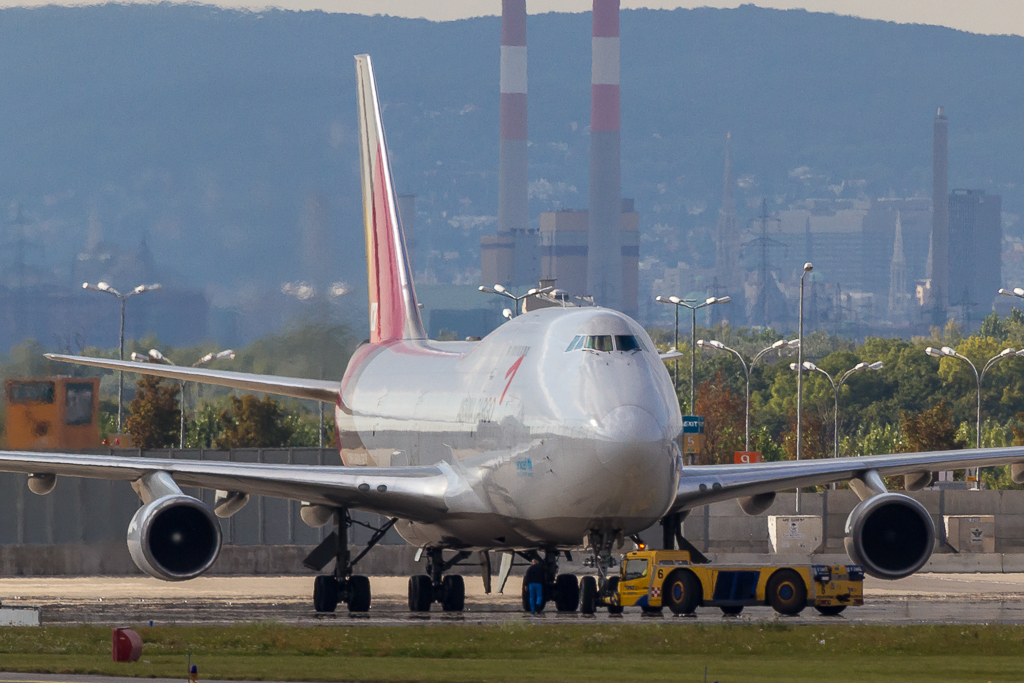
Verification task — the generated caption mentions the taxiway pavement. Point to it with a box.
[1,573,1023,625]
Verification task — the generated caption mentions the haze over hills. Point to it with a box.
[1,3,1022,332]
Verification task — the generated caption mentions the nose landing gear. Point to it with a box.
[581,531,622,614]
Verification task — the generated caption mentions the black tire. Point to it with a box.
[605,576,624,614]
[347,575,371,613]
[441,575,465,612]
[814,605,847,617]
[767,569,807,616]
[663,569,700,615]
[579,576,597,615]
[554,574,580,612]
[313,575,339,613]
[408,574,432,612]
[720,605,744,616]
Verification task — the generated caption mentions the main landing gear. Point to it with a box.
[303,508,396,613]
[408,548,472,612]
[514,548,580,614]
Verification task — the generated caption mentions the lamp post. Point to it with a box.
[925,345,1022,484]
[136,348,235,448]
[697,338,800,451]
[656,295,731,414]
[998,287,1024,303]
[83,281,162,432]
[796,262,813,513]
[789,360,883,459]
[478,284,554,317]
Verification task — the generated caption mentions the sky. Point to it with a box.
[0,0,1019,37]
[2,1,1024,37]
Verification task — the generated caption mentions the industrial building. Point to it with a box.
[539,200,639,317]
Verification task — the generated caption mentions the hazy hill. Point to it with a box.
[1,3,1022,307]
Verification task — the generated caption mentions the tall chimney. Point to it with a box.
[587,0,622,310]
[932,106,949,317]
[498,0,528,236]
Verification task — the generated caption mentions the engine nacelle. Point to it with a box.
[844,492,934,580]
[127,494,222,581]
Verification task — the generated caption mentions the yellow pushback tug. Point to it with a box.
[610,549,864,616]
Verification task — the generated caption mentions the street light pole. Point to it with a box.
[796,263,812,513]
[478,284,555,317]
[926,345,1020,484]
[698,338,799,452]
[83,281,162,433]
[656,295,731,414]
[791,360,883,459]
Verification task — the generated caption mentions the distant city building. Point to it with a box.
[760,197,931,322]
[948,189,1002,321]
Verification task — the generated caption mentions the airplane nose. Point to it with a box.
[594,405,665,463]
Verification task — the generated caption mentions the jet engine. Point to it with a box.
[127,491,222,581]
[844,492,934,580]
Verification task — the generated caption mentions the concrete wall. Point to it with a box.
[3,449,1024,575]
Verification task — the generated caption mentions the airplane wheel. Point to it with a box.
[312,575,339,613]
[579,576,597,615]
[767,569,806,616]
[441,575,465,612]
[720,605,744,615]
[554,574,580,612]
[605,576,624,614]
[663,569,700,615]
[347,575,371,613]
[814,605,846,616]
[408,574,432,612]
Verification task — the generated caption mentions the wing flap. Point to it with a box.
[44,354,339,404]
[672,446,1024,512]
[0,451,450,522]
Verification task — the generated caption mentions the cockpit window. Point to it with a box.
[570,334,645,353]
[585,335,613,352]
[615,335,642,351]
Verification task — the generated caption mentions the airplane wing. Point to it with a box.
[0,450,462,522]
[671,446,1024,513]
[45,353,339,404]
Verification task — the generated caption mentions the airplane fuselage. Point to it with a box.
[335,306,683,549]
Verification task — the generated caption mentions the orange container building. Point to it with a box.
[4,377,101,450]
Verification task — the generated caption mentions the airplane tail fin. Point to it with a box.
[355,54,425,343]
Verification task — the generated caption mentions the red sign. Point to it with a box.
[734,451,762,464]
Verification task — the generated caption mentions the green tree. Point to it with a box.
[215,395,294,448]
[125,375,181,449]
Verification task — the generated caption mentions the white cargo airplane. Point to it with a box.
[4,55,1024,615]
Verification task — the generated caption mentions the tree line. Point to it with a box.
[650,310,1024,489]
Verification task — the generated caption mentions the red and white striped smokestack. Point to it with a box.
[498,0,528,236]
[588,0,622,311]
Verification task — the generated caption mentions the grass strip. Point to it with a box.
[1,623,1022,682]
